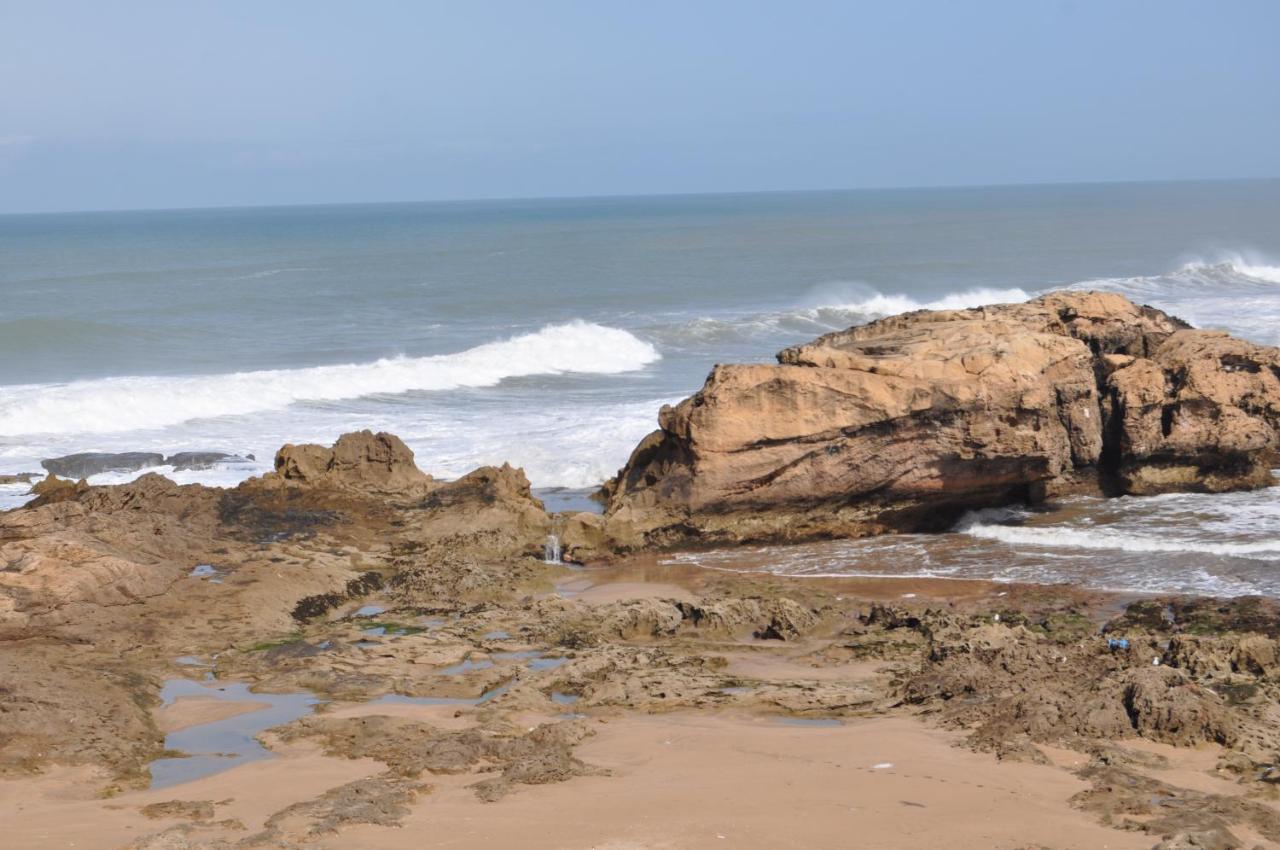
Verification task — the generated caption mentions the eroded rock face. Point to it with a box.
[599,291,1280,550]
[408,463,552,561]
[271,430,433,495]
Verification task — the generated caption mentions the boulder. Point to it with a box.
[601,291,1280,550]
[412,463,551,560]
[40,451,164,479]
[1103,330,1280,494]
[271,431,433,495]
[164,451,236,471]
[27,473,87,504]
[1121,666,1239,747]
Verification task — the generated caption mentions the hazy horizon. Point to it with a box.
[3,175,1278,219]
[3,1,1278,214]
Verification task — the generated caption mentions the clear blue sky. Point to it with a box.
[2,1,1277,213]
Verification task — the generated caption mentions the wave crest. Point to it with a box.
[0,321,660,437]
[650,286,1032,348]
[1178,254,1280,285]
[1061,250,1280,345]
[816,286,1032,317]
[959,516,1280,561]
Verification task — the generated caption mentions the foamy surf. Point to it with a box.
[647,286,1032,349]
[959,518,1280,560]
[1061,252,1280,345]
[0,321,660,437]
[814,285,1032,317]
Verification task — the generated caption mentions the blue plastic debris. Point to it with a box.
[1107,637,1130,651]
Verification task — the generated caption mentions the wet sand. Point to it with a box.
[570,555,1059,605]
[319,713,1150,850]
[0,747,382,850]
[157,696,272,733]
[0,713,1153,850]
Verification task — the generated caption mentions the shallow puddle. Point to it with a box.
[150,680,320,789]
[369,681,512,706]
[533,487,603,515]
[776,717,842,728]
[439,658,495,675]
[528,656,568,671]
[551,692,580,705]
[189,564,224,583]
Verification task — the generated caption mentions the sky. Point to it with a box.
[1,1,1278,213]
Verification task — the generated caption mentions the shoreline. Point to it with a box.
[5,283,1280,848]
[3,451,1279,849]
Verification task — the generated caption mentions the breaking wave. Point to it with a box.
[811,285,1034,317]
[1062,252,1280,345]
[648,286,1031,349]
[0,321,661,437]
[958,514,1280,561]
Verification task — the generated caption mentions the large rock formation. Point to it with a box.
[2,434,552,631]
[257,431,550,559]
[593,291,1280,552]
[270,430,434,495]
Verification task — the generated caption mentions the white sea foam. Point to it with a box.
[0,321,660,437]
[811,286,1032,317]
[959,519,1280,560]
[0,481,33,512]
[1198,254,1280,284]
[1063,251,1280,345]
[652,286,1032,348]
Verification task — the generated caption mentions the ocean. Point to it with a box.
[3,180,1279,594]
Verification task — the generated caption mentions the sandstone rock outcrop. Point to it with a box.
[2,435,553,631]
[598,291,1280,551]
[412,463,551,560]
[269,430,433,495]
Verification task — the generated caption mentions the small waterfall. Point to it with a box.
[544,533,562,564]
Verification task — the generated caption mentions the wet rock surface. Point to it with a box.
[41,451,166,479]
[277,714,599,801]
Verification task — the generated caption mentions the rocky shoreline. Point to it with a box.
[576,291,1280,555]
[3,291,1280,849]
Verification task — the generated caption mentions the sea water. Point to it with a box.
[3,181,1279,594]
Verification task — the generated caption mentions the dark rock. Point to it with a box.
[41,452,164,478]
[164,451,234,471]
